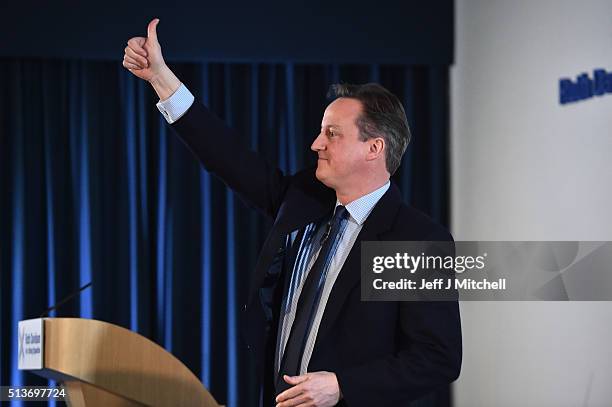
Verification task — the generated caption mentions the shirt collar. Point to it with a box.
[335,181,391,225]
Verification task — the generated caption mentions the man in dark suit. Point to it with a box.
[123,19,461,407]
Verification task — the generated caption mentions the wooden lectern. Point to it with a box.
[19,318,221,407]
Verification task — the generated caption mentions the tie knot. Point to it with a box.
[332,205,349,223]
[319,205,349,245]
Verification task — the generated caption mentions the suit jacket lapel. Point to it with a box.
[314,183,403,347]
[248,180,335,306]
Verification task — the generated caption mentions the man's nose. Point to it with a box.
[311,133,325,152]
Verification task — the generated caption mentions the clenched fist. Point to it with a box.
[123,18,166,81]
[123,18,180,100]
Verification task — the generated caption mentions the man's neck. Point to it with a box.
[335,178,390,206]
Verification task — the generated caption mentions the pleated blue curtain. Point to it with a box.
[0,58,450,407]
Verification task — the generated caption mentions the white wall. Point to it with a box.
[451,0,612,406]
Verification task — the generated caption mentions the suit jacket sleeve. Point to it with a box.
[335,301,462,406]
[335,231,462,406]
[169,101,290,220]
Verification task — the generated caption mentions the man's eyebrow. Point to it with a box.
[321,124,342,130]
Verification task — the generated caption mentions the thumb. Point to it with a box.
[283,374,308,385]
[147,18,160,42]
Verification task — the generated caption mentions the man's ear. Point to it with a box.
[366,137,385,161]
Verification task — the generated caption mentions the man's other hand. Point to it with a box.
[123,18,166,82]
[275,371,341,407]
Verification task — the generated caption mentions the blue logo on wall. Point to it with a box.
[559,69,612,104]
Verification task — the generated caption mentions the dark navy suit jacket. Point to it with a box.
[170,101,462,407]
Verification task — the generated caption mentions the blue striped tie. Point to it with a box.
[276,205,349,392]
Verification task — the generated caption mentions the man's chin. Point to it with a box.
[315,166,325,181]
[315,168,334,188]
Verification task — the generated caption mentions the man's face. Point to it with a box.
[311,97,370,189]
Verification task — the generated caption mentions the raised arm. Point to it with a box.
[123,19,290,218]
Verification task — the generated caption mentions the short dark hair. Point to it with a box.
[328,83,411,175]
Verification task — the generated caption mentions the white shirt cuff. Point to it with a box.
[156,84,195,124]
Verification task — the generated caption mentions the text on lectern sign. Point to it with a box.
[18,318,44,370]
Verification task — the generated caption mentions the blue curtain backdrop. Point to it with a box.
[0,58,450,406]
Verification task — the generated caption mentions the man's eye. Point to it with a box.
[329,130,335,137]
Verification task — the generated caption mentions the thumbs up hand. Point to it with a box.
[123,18,166,82]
